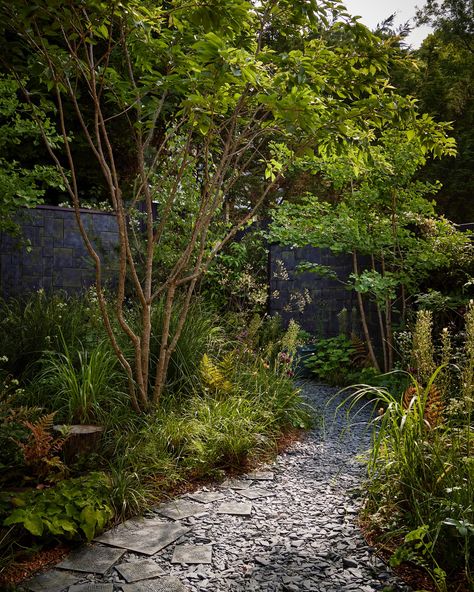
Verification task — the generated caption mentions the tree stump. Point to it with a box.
[53,425,104,462]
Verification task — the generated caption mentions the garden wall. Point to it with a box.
[0,205,118,297]
[269,244,377,338]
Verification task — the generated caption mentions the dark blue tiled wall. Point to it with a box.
[0,206,118,297]
[269,244,378,339]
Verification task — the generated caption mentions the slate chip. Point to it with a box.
[115,559,165,583]
[24,570,79,592]
[217,501,252,516]
[56,545,125,574]
[119,576,189,592]
[94,518,190,555]
[171,544,213,565]
[186,491,226,504]
[237,487,275,500]
[156,500,206,520]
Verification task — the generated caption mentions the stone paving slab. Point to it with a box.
[119,576,189,592]
[220,478,251,490]
[24,570,79,592]
[115,559,165,583]
[245,471,274,481]
[155,500,206,521]
[217,501,252,516]
[94,518,190,555]
[171,544,213,564]
[56,545,125,574]
[69,584,114,592]
[186,491,226,504]
[237,487,275,500]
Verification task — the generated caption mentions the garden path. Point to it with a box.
[24,383,412,592]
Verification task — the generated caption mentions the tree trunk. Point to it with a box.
[353,251,380,371]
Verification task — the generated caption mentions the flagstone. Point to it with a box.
[155,500,206,521]
[94,518,190,555]
[220,478,251,490]
[69,584,114,592]
[171,544,213,564]
[115,559,165,583]
[56,545,125,574]
[24,570,80,592]
[237,487,275,500]
[217,501,252,516]
[119,576,189,592]
[245,471,274,481]
[186,491,226,504]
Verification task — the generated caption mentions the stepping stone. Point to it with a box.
[95,518,190,556]
[24,570,79,592]
[186,491,226,504]
[155,500,206,521]
[237,487,275,500]
[171,544,213,565]
[119,577,189,592]
[56,545,125,574]
[69,585,114,592]
[245,471,274,481]
[115,559,165,583]
[220,478,251,490]
[217,501,252,516]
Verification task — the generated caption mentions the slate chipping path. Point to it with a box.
[24,382,412,592]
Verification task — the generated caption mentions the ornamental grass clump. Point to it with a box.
[343,305,474,589]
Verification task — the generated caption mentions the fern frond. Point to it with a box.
[200,354,233,395]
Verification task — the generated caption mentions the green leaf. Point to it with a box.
[23,514,44,536]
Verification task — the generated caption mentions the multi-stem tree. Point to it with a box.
[269,128,470,371]
[1,0,450,410]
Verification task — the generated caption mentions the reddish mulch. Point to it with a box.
[0,544,71,587]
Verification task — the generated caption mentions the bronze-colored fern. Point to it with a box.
[17,412,67,482]
[350,333,371,367]
[402,384,444,429]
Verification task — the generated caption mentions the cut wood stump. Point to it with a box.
[53,425,104,462]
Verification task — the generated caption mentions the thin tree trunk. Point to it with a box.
[385,300,394,371]
[353,251,380,371]
[372,255,388,372]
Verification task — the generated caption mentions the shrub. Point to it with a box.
[304,335,357,385]
[3,472,113,541]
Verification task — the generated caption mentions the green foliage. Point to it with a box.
[3,472,113,541]
[0,290,104,380]
[0,375,41,483]
[0,75,63,234]
[127,350,311,488]
[149,298,226,397]
[407,2,474,222]
[35,341,126,425]
[201,234,268,314]
[3,0,464,409]
[343,304,474,586]
[108,456,147,522]
[304,336,357,385]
